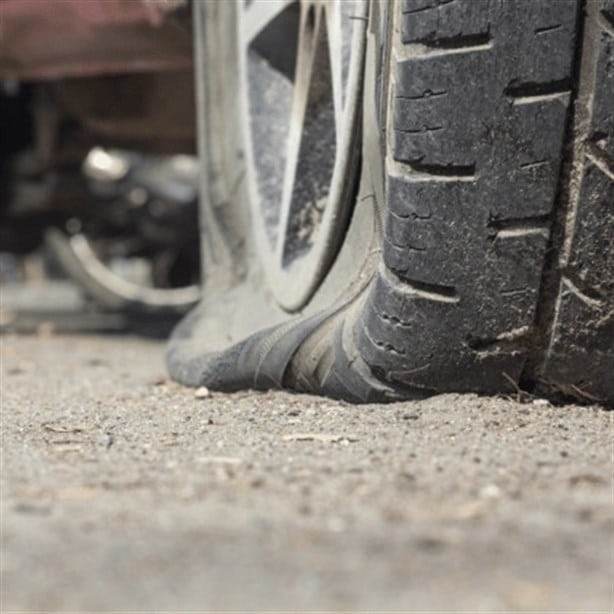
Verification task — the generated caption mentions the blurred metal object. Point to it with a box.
[0,0,199,316]
[83,148,131,183]
[46,147,201,314]
[47,230,201,312]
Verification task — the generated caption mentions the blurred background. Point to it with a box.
[0,0,201,336]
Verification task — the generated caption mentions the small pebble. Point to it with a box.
[532,398,550,406]
[480,484,502,499]
[195,386,211,399]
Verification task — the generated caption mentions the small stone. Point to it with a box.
[327,516,347,532]
[98,432,114,449]
[480,484,502,499]
[532,398,550,406]
[455,500,489,520]
[194,386,211,399]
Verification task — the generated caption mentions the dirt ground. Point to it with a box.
[1,332,612,612]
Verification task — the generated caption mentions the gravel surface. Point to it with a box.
[1,334,612,611]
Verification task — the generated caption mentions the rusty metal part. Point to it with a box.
[143,0,188,11]
[51,71,196,154]
[0,0,192,81]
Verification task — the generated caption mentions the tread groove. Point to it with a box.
[402,0,455,16]
[407,161,477,178]
[381,266,460,303]
[411,32,492,50]
[390,208,432,221]
[520,160,549,170]
[363,325,408,357]
[495,227,550,240]
[599,9,614,35]
[488,215,551,239]
[534,24,563,36]
[398,40,492,59]
[385,236,427,252]
[379,312,414,329]
[395,126,444,134]
[467,325,532,352]
[585,142,614,180]
[487,214,551,231]
[388,157,478,182]
[510,92,572,105]
[395,90,447,101]
[561,275,604,309]
[504,79,572,104]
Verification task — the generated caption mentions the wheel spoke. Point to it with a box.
[238,0,367,308]
[324,1,345,139]
[240,0,296,44]
[275,2,325,261]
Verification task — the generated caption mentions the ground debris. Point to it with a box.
[41,423,87,434]
[150,374,168,386]
[197,456,243,465]
[282,433,359,444]
[568,473,606,487]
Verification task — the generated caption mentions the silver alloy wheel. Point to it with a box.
[239,0,367,312]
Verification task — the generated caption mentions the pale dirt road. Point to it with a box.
[1,333,612,612]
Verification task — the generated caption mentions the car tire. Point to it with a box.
[168,0,613,405]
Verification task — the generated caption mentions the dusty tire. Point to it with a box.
[168,0,613,405]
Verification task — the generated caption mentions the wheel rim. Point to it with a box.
[239,0,367,311]
[60,232,201,310]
